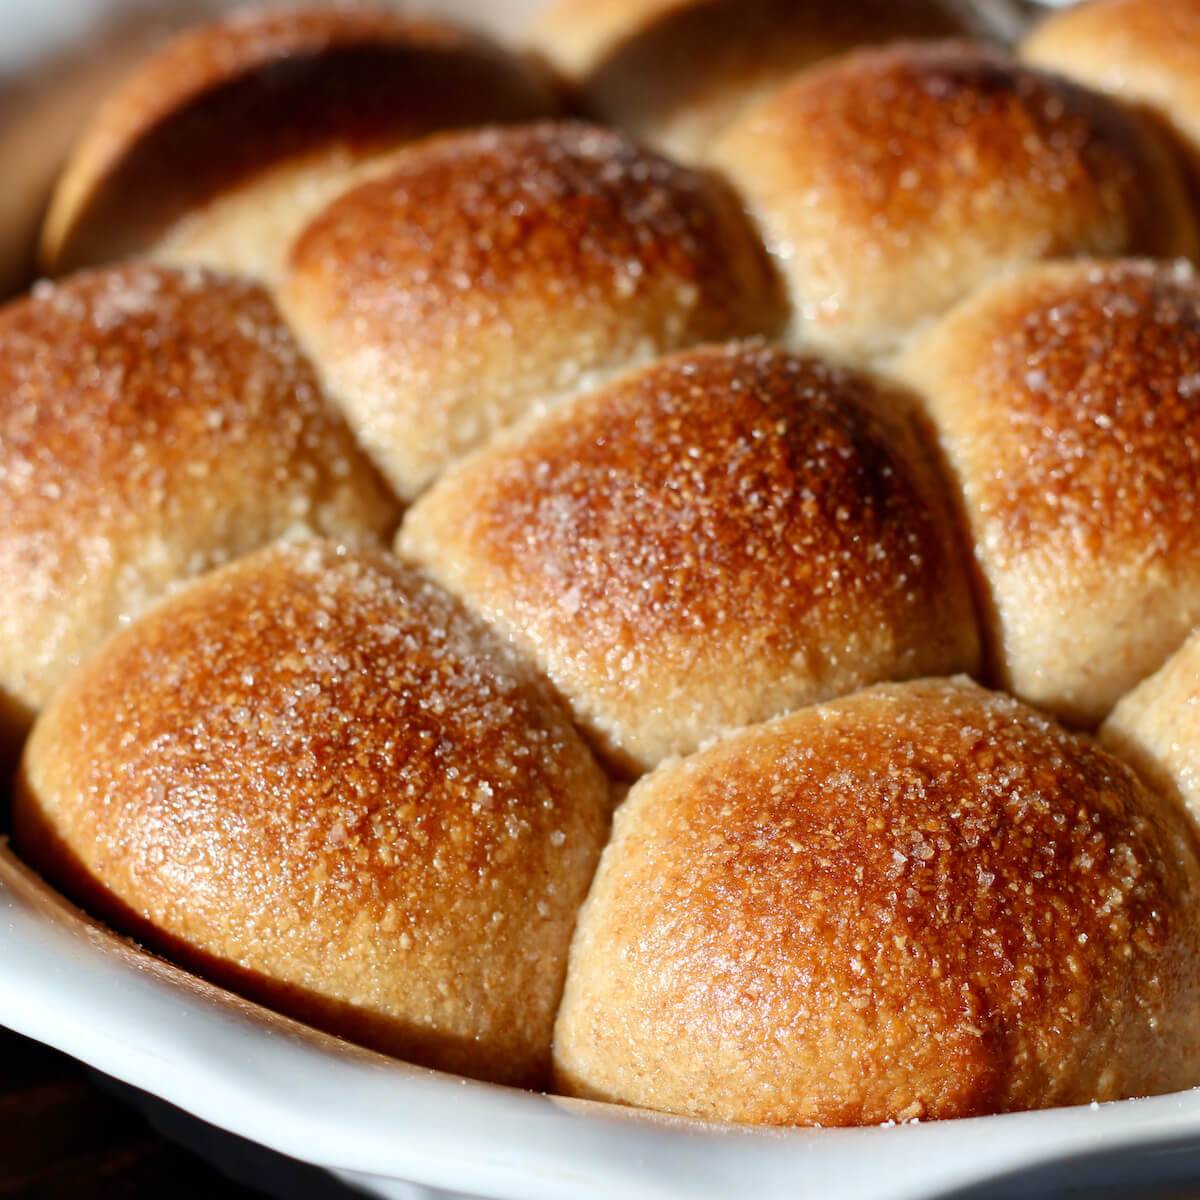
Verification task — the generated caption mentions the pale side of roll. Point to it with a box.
[554,677,1200,1126]
[526,0,970,161]
[0,264,398,762]
[894,258,1200,727]
[14,540,611,1086]
[1103,627,1200,829]
[710,41,1199,363]
[40,6,557,283]
[401,341,980,774]
[280,122,785,501]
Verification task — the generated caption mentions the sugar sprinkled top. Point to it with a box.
[895,257,1200,722]
[23,540,610,1081]
[555,677,1200,1124]
[711,39,1194,357]
[282,121,784,497]
[936,259,1200,562]
[56,540,605,897]
[0,264,396,710]
[403,341,979,770]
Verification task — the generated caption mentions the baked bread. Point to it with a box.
[526,0,970,161]
[895,258,1200,727]
[13,540,611,1086]
[401,341,980,773]
[710,40,1199,362]
[40,6,557,282]
[15,1,1200,1126]
[1023,0,1200,189]
[1103,626,1200,828]
[0,263,397,765]
[553,677,1200,1125]
[280,121,784,500]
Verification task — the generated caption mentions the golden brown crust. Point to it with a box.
[0,264,398,752]
[281,122,785,500]
[42,6,556,277]
[1023,0,1200,188]
[14,541,611,1086]
[1103,627,1200,828]
[527,0,968,160]
[710,40,1200,362]
[553,678,1200,1125]
[401,341,979,773]
[895,259,1200,725]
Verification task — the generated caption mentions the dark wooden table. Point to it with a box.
[0,1026,268,1198]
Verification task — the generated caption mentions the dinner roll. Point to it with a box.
[895,259,1200,726]
[281,122,784,500]
[0,264,397,763]
[710,41,1199,362]
[14,540,610,1085]
[402,342,980,774]
[41,6,556,282]
[526,0,970,161]
[1023,0,1200,187]
[554,678,1200,1125]
[1103,627,1200,827]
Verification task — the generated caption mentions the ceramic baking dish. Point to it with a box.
[7,843,1200,1200]
[4,2,1200,1197]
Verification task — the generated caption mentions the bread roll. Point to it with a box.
[710,41,1199,362]
[14,540,611,1086]
[553,677,1200,1125]
[401,341,980,774]
[526,0,970,161]
[1103,627,1200,827]
[895,259,1200,726]
[280,122,784,500]
[41,6,556,282]
[1023,0,1200,188]
[0,264,397,763]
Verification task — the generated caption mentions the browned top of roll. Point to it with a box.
[0,264,391,549]
[553,678,1200,1125]
[710,40,1199,360]
[896,258,1200,723]
[402,341,979,772]
[282,121,784,498]
[42,6,555,272]
[423,347,935,638]
[0,267,345,524]
[903,259,1200,562]
[728,39,1181,256]
[0,264,397,720]
[15,540,610,1085]
[528,0,968,159]
[289,119,758,314]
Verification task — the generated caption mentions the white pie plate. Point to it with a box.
[4,0,1199,1196]
[4,841,1200,1200]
